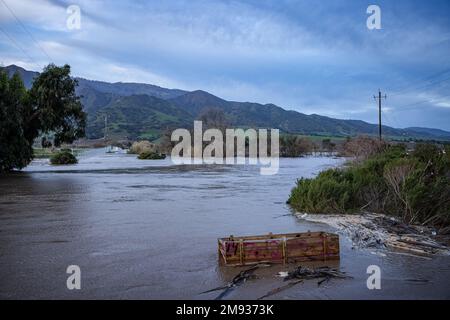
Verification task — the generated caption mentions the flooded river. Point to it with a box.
[0,149,449,299]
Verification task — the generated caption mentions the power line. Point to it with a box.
[1,0,53,61]
[382,110,400,128]
[389,67,450,96]
[389,112,402,128]
[390,93,450,113]
[0,25,38,65]
[390,75,450,97]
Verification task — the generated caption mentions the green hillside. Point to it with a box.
[3,64,450,142]
[87,94,193,139]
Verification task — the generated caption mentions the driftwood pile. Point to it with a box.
[371,215,448,256]
[311,213,450,257]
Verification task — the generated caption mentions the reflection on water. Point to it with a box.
[0,149,449,299]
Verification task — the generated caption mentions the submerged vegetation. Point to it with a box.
[280,136,313,157]
[128,140,166,160]
[288,137,450,228]
[128,140,157,155]
[137,151,166,160]
[50,149,78,165]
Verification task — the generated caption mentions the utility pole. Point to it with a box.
[374,90,387,141]
[104,115,108,140]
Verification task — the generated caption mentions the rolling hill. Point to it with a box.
[87,94,194,139]
[2,64,450,141]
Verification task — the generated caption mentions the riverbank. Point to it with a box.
[288,142,450,229]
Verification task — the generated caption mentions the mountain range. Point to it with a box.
[2,64,450,141]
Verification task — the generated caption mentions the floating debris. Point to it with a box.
[276,271,289,278]
[200,266,259,300]
[403,278,430,283]
[258,266,351,299]
[283,266,352,285]
[371,251,387,257]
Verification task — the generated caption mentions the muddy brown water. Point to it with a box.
[0,148,449,299]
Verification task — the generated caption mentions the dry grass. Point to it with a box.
[128,140,157,154]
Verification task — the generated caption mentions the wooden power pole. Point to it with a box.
[374,90,387,141]
[104,115,108,140]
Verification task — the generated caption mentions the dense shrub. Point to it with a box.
[137,151,166,160]
[288,143,450,228]
[50,149,78,165]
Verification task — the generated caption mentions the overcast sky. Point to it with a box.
[1,0,450,130]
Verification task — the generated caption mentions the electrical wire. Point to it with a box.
[1,0,53,61]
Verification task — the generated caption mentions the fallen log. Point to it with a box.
[387,250,433,260]
[385,241,433,256]
[397,238,447,250]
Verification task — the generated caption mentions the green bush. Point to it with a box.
[137,151,166,160]
[288,143,450,228]
[288,169,357,213]
[50,150,78,165]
